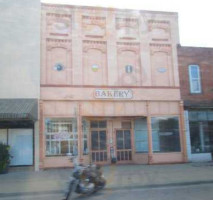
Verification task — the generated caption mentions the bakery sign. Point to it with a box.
[94,89,133,99]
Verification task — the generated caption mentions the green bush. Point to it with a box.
[0,143,11,173]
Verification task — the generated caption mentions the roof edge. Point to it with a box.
[178,44,213,50]
[41,2,178,16]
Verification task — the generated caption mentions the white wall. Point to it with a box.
[0,0,40,98]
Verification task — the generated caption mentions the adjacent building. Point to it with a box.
[40,3,187,168]
[0,0,40,171]
[178,46,213,162]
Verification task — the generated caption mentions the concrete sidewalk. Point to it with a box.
[0,163,213,196]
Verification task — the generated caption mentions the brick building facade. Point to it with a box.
[178,46,213,161]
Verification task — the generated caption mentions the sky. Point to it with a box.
[42,0,213,48]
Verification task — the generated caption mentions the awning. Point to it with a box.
[0,99,38,121]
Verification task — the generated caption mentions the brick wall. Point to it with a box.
[178,46,213,107]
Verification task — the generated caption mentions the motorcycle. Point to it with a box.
[64,157,106,200]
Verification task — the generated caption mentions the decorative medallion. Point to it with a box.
[157,67,167,73]
[92,64,99,72]
[53,63,64,71]
[125,65,133,73]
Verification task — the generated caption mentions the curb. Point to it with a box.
[105,180,213,191]
[1,180,213,198]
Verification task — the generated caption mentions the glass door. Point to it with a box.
[90,121,107,163]
[116,130,132,162]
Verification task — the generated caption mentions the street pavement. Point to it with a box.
[1,183,213,200]
[0,162,213,199]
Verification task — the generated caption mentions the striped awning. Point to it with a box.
[0,99,38,121]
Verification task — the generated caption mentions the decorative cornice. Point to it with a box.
[46,38,72,51]
[148,20,170,32]
[83,40,106,45]
[82,16,106,20]
[50,33,69,36]
[117,42,140,46]
[82,15,106,31]
[41,84,180,89]
[47,38,72,43]
[152,38,169,42]
[117,42,140,54]
[46,13,72,18]
[148,20,170,24]
[84,35,104,39]
[150,43,171,47]
[116,18,138,23]
[42,4,73,12]
[116,17,139,29]
[83,40,106,53]
[150,43,171,55]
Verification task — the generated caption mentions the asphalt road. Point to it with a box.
[1,183,213,200]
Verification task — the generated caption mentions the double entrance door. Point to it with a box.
[90,120,132,164]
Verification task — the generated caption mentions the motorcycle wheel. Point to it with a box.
[65,181,75,200]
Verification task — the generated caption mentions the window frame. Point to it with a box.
[188,65,202,94]
[151,116,181,153]
[45,118,78,156]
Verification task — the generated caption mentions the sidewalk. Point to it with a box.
[0,163,213,196]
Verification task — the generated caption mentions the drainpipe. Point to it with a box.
[77,103,83,164]
[146,101,153,164]
[180,101,188,162]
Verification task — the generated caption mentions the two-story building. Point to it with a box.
[40,3,187,168]
[178,46,213,162]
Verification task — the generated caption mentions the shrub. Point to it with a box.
[0,143,11,173]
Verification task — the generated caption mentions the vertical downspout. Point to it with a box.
[180,101,188,162]
[39,100,44,168]
[78,103,83,163]
[146,101,153,164]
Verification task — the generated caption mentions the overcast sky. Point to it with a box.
[42,0,213,48]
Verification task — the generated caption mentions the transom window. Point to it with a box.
[90,120,107,129]
[189,65,201,93]
[45,118,78,156]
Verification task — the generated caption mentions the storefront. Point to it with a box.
[185,110,213,162]
[0,99,39,169]
[40,88,187,168]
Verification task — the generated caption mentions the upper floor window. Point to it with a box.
[189,65,201,93]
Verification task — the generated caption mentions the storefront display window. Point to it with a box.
[134,118,148,153]
[189,110,213,153]
[151,116,181,152]
[45,118,78,156]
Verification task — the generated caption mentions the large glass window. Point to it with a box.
[151,116,181,152]
[189,110,213,153]
[134,118,148,153]
[189,65,201,93]
[45,118,78,156]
